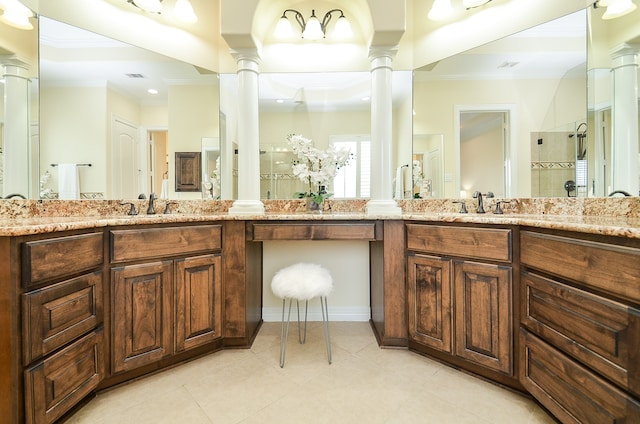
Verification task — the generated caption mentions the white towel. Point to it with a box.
[58,164,80,200]
[160,179,169,199]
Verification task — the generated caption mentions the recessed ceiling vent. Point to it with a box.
[497,61,519,69]
[125,73,146,78]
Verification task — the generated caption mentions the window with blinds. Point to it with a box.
[330,135,371,198]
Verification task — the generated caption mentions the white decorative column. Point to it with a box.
[2,57,31,198]
[228,48,265,215]
[366,47,402,216]
[610,44,639,196]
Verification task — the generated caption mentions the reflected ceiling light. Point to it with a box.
[428,0,453,21]
[147,88,159,95]
[603,0,637,19]
[275,8,352,40]
[126,0,198,23]
[594,0,637,19]
[0,0,34,30]
[173,0,197,23]
[129,0,162,14]
[463,0,492,8]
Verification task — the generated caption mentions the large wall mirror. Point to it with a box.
[413,10,588,199]
[38,16,219,201]
[588,5,640,197]
[218,71,412,200]
[0,7,38,199]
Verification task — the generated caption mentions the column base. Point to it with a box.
[228,200,265,215]
[365,200,402,216]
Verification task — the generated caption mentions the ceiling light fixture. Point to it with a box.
[463,0,492,8]
[126,0,198,23]
[0,0,35,30]
[173,0,197,23]
[594,0,637,19]
[275,8,352,40]
[128,0,162,14]
[428,0,453,21]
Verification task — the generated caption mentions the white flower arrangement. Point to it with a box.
[210,156,221,198]
[287,134,353,204]
[412,160,424,197]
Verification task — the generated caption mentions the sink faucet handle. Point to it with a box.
[164,202,178,214]
[120,202,138,215]
[493,200,511,214]
[485,191,494,198]
[452,200,468,213]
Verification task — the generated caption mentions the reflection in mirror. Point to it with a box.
[38,16,219,201]
[201,136,220,199]
[257,72,372,200]
[412,134,444,198]
[0,6,38,199]
[588,5,640,197]
[255,71,412,200]
[413,10,587,198]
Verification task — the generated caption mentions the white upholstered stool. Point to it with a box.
[271,263,333,368]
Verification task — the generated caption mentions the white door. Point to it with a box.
[112,117,140,199]
[426,147,442,197]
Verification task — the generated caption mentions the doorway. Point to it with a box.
[455,105,516,198]
[111,116,142,199]
[148,130,169,198]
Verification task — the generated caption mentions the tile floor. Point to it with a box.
[66,322,556,424]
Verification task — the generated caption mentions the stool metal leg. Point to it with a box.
[320,296,332,364]
[279,298,294,368]
[297,300,309,344]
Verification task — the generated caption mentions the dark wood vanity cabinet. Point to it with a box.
[16,231,106,424]
[109,224,223,375]
[519,230,640,423]
[406,223,516,382]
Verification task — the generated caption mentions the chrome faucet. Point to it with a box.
[147,192,157,214]
[472,191,494,213]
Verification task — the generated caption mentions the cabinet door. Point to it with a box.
[111,261,172,373]
[521,329,640,424]
[24,330,104,424]
[454,261,512,374]
[175,254,222,352]
[407,254,452,352]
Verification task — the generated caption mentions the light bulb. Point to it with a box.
[274,15,294,37]
[602,0,637,19]
[428,0,453,21]
[0,0,33,30]
[333,15,352,38]
[302,10,324,40]
[174,0,197,23]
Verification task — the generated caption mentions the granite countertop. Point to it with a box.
[0,197,639,238]
[1,210,639,239]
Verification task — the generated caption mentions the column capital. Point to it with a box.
[230,48,261,65]
[368,46,398,62]
[610,43,639,62]
[0,54,31,70]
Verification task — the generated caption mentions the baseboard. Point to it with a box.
[262,306,371,322]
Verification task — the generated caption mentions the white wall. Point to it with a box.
[262,241,371,322]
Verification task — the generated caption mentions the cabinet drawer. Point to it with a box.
[24,329,104,424]
[22,271,103,364]
[22,233,103,286]
[520,329,640,424]
[521,271,640,397]
[407,224,511,262]
[520,231,640,304]
[111,224,222,262]
[250,222,378,240]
